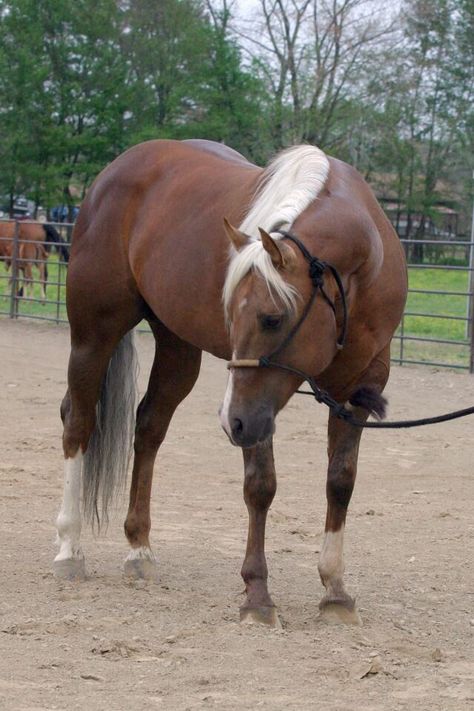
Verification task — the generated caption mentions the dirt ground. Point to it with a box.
[0,318,473,711]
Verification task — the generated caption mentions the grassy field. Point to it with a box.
[393,267,471,369]
[1,256,472,369]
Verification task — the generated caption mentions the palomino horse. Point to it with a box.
[55,139,407,626]
[0,221,69,299]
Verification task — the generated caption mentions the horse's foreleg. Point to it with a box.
[318,354,389,624]
[240,438,279,627]
[123,324,201,580]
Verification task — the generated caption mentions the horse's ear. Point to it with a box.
[223,218,250,251]
[258,227,286,269]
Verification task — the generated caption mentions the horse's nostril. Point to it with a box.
[232,418,244,435]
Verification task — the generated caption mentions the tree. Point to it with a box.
[196,0,272,160]
[237,0,396,150]
[0,0,131,212]
[122,0,211,140]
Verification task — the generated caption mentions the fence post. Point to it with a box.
[470,315,474,373]
[469,171,474,371]
[56,255,61,324]
[399,313,405,366]
[9,220,20,319]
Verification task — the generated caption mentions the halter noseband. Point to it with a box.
[227,231,348,371]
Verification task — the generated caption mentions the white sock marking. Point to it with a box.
[318,525,345,594]
[54,450,84,562]
[125,546,156,562]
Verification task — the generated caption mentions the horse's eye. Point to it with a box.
[260,314,283,331]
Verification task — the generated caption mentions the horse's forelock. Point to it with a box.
[222,239,298,318]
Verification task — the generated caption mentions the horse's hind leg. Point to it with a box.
[55,387,86,580]
[123,321,201,579]
[26,264,34,297]
[55,313,139,580]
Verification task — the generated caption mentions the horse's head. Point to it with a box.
[219,219,341,448]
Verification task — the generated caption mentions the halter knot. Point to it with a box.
[308,258,326,288]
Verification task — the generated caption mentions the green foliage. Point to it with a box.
[0,0,471,230]
[0,0,131,209]
[0,0,270,208]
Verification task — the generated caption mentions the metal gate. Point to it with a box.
[393,237,474,371]
[0,220,71,324]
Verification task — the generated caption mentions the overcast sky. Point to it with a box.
[235,0,260,18]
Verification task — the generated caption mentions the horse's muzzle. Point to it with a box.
[219,405,275,448]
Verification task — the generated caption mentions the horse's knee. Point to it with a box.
[243,447,276,510]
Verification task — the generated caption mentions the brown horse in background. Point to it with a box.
[54,139,407,627]
[0,220,69,299]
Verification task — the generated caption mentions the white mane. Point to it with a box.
[223,145,330,315]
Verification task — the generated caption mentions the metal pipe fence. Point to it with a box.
[0,219,71,323]
[392,237,474,371]
[1,221,474,372]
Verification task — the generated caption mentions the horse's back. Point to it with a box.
[182,139,255,167]
[67,140,260,354]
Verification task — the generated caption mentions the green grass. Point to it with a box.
[404,268,469,338]
[1,258,472,369]
[393,267,471,368]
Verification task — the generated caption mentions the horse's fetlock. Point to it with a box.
[124,514,150,545]
[241,569,266,585]
[62,429,86,459]
[60,392,71,424]
[56,512,80,539]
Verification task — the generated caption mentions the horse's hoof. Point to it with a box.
[123,548,158,581]
[240,605,282,629]
[318,597,362,626]
[53,556,86,581]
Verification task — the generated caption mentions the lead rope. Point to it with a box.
[260,360,474,429]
